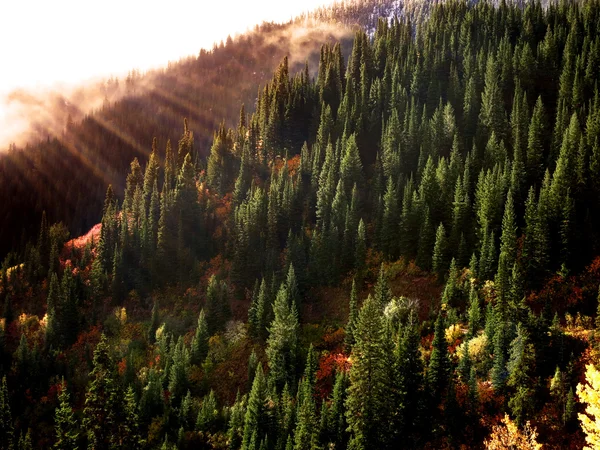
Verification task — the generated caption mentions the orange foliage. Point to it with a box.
[64,223,101,253]
[286,154,301,176]
[118,357,127,376]
[316,351,350,398]
[200,254,231,286]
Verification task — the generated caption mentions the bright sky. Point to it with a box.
[0,0,335,92]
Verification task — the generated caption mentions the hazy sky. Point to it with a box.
[0,0,335,92]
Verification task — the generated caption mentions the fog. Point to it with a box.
[0,0,341,149]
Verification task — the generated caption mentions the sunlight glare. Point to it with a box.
[0,0,336,92]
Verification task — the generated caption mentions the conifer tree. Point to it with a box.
[83,334,122,450]
[355,218,367,277]
[345,279,359,350]
[191,309,209,366]
[121,386,143,449]
[196,390,218,433]
[0,376,13,450]
[294,352,319,450]
[467,284,481,339]
[480,54,508,143]
[206,275,230,335]
[168,336,190,405]
[54,380,78,450]
[507,326,535,425]
[346,294,389,450]
[381,177,400,259]
[227,392,246,450]
[266,285,299,393]
[327,371,348,449]
[242,365,269,450]
[428,311,450,404]
[432,223,449,282]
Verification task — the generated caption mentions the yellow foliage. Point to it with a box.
[115,307,127,326]
[445,324,462,345]
[577,364,600,449]
[457,333,488,364]
[484,414,542,450]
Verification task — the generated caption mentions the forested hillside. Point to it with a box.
[0,20,352,258]
[3,0,600,448]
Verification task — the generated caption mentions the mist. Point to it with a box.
[0,14,352,151]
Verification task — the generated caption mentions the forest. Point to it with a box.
[2,0,600,448]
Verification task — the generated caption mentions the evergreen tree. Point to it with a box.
[191,309,209,366]
[121,386,143,449]
[346,294,389,450]
[82,334,122,450]
[467,284,481,339]
[227,392,246,450]
[54,380,78,450]
[428,311,450,404]
[0,376,13,450]
[242,365,269,450]
[432,223,449,282]
[345,279,359,350]
[266,285,299,393]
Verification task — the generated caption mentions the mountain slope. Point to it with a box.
[0,19,353,258]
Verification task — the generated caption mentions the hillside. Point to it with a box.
[0,19,354,258]
[3,0,600,449]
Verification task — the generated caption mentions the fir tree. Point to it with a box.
[0,376,13,450]
[242,366,269,450]
[54,380,78,450]
[82,334,122,450]
[428,311,450,404]
[266,285,299,393]
[191,309,209,366]
[345,294,389,450]
[345,279,359,350]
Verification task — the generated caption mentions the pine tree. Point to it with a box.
[432,223,449,282]
[54,380,78,450]
[496,190,517,303]
[242,366,269,450]
[428,311,450,404]
[355,219,367,277]
[467,284,481,339]
[0,376,13,450]
[345,294,389,450]
[196,390,218,433]
[191,309,209,366]
[564,387,576,429]
[294,351,319,450]
[206,275,230,335]
[266,285,299,393]
[345,279,359,350]
[249,279,269,341]
[121,386,143,449]
[168,336,190,405]
[480,54,508,143]
[83,334,122,450]
[227,392,246,450]
[527,96,545,184]
[327,371,348,449]
[395,311,424,444]
[381,177,400,259]
[373,264,391,310]
[507,325,535,425]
